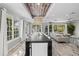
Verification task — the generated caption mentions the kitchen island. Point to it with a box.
[25,32,52,56]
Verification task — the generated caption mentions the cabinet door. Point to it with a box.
[32,43,48,56]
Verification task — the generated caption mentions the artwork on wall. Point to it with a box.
[54,25,65,33]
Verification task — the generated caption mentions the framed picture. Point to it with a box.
[54,25,65,33]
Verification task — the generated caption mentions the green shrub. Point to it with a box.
[67,23,75,35]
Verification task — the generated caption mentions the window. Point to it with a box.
[37,25,41,32]
[14,21,19,38]
[7,16,20,41]
[49,24,52,32]
[45,26,48,34]
[7,17,12,40]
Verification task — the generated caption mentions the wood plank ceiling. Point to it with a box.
[25,3,51,18]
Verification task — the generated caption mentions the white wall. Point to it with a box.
[0,3,32,21]
[0,8,8,56]
[0,9,4,56]
[74,22,79,37]
[0,3,33,56]
[19,20,23,40]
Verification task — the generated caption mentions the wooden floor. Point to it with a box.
[52,39,79,56]
[8,39,79,56]
[8,41,25,56]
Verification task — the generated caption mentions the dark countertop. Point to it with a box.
[26,33,52,43]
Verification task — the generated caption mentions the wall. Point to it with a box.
[0,3,32,56]
[0,9,4,56]
[0,8,8,56]
[8,38,21,50]
[74,22,79,37]
[19,20,23,40]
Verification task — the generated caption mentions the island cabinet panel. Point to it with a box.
[25,41,52,56]
[32,43,48,56]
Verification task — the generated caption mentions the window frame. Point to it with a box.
[7,15,20,41]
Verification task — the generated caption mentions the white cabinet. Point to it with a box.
[32,43,48,56]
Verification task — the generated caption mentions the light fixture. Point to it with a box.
[37,3,40,5]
